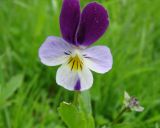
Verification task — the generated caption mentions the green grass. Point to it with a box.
[0,0,160,128]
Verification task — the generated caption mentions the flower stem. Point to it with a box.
[112,107,129,124]
[73,91,80,106]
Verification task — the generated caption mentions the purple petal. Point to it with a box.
[76,2,109,46]
[82,46,113,73]
[60,0,80,45]
[74,79,81,90]
[39,36,73,66]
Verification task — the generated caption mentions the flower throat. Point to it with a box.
[67,55,83,71]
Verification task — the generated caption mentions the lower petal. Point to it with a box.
[56,64,93,91]
[78,66,93,91]
[82,46,113,73]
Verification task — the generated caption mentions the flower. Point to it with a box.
[124,91,144,112]
[39,0,113,91]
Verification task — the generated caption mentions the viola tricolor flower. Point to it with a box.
[124,91,144,112]
[39,0,113,91]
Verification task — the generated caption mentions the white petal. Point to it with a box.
[56,64,78,91]
[82,46,113,74]
[78,66,93,91]
[39,36,73,66]
[132,106,144,112]
[56,64,93,91]
[124,91,131,100]
[123,91,131,107]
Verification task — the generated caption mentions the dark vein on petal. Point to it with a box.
[84,56,91,59]
[71,60,75,71]
[64,52,70,55]
[68,58,73,64]
[76,60,78,70]
[80,63,82,71]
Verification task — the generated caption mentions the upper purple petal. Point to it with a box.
[60,0,80,45]
[76,2,109,46]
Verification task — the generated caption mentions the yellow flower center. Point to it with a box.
[67,55,83,71]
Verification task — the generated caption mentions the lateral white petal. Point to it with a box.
[39,36,72,66]
[82,46,113,73]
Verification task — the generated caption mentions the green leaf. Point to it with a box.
[4,74,24,99]
[96,115,110,126]
[0,74,24,107]
[58,102,95,128]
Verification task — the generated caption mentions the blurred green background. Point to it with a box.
[0,0,160,128]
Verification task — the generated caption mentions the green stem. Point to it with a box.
[73,91,80,106]
[3,108,11,128]
[112,107,129,124]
